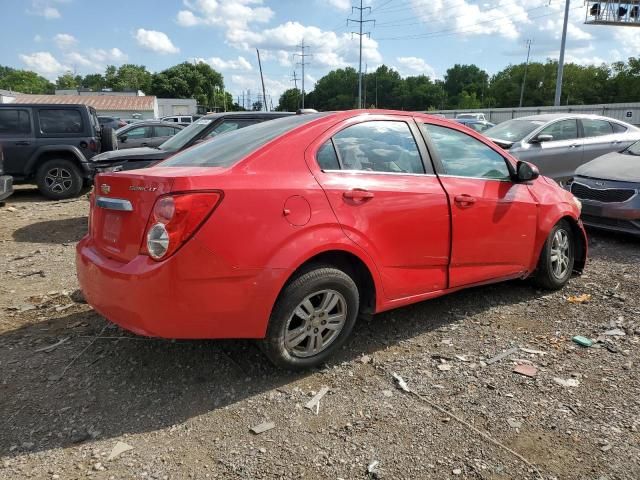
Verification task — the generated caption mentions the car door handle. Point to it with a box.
[14,141,30,146]
[454,194,476,206]
[343,189,374,201]
[569,143,580,148]
[141,142,148,146]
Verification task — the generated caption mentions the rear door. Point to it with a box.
[309,116,451,300]
[420,122,538,288]
[580,118,622,163]
[0,108,35,176]
[118,125,153,149]
[526,119,583,181]
[151,125,179,147]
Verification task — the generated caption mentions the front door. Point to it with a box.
[309,117,451,300]
[421,122,538,288]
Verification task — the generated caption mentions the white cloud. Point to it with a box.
[27,0,68,19]
[90,47,128,63]
[397,56,437,79]
[41,6,60,18]
[19,51,69,78]
[614,28,640,58]
[54,33,77,49]
[194,56,253,71]
[177,0,274,30]
[326,0,351,10]
[134,28,179,54]
[34,34,42,42]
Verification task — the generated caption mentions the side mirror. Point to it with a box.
[119,135,127,143]
[516,161,540,182]
[532,134,553,143]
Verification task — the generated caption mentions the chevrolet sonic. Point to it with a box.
[76,111,587,369]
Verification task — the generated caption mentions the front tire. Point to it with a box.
[36,159,83,200]
[533,220,575,290]
[261,267,359,370]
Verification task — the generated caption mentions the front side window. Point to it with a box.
[331,121,424,174]
[154,126,177,137]
[124,126,151,139]
[422,124,510,180]
[582,119,613,138]
[611,122,627,134]
[538,119,578,141]
[39,109,83,134]
[0,109,30,135]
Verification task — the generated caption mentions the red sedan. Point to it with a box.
[76,110,587,369]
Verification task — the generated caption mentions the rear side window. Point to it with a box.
[582,119,613,137]
[316,140,340,170]
[39,109,83,134]
[124,126,152,139]
[0,109,30,135]
[163,113,326,168]
[538,119,578,141]
[610,122,627,134]
[155,126,177,137]
[331,121,424,174]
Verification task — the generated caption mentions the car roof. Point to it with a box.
[123,120,180,126]
[514,113,624,122]
[0,103,91,109]
[200,111,295,120]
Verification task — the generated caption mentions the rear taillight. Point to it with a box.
[89,140,98,152]
[141,192,222,260]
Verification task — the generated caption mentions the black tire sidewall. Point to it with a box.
[262,267,359,370]
[36,159,83,200]
[538,221,575,289]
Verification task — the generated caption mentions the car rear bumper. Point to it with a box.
[0,175,13,201]
[76,236,288,339]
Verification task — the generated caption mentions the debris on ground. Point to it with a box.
[304,386,329,411]
[554,377,581,387]
[107,441,134,461]
[391,373,410,392]
[485,346,519,365]
[513,363,538,378]
[250,422,275,435]
[367,460,380,478]
[572,335,593,347]
[603,328,626,337]
[34,337,70,353]
[567,294,592,304]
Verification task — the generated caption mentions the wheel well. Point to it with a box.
[289,250,376,316]
[561,215,586,274]
[32,151,82,179]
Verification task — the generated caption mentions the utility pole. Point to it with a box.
[290,70,298,90]
[348,0,375,109]
[554,0,570,106]
[363,63,368,108]
[375,73,378,108]
[293,39,312,109]
[519,39,533,108]
[256,49,268,112]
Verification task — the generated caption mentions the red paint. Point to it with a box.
[76,110,587,340]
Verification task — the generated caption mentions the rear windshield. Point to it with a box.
[162,114,327,168]
[484,119,545,141]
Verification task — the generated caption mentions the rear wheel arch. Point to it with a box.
[28,148,85,179]
[561,215,586,273]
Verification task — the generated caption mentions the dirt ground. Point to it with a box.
[1,186,639,480]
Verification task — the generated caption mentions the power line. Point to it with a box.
[293,39,312,109]
[348,0,375,109]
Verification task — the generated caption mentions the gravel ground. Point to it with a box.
[1,187,639,480]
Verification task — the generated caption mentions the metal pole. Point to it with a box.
[554,0,570,106]
[358,0,363,108]
[256,49,268,112]
[519,39,532,108]
[301,39,305,109]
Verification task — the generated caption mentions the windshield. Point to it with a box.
[162,114,327,168]
[484,119,546,142]
[626,140,640,155]
[159,118,216,152]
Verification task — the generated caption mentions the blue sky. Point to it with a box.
[1,0,638,104]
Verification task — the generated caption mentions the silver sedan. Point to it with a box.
[484,114,640,184]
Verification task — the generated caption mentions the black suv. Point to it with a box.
[0,104,116,199]
[90,111,293,172]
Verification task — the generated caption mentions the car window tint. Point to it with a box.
[155,126,176,137]
[205,119,258,139]
[39,109,83,134]
[332,121,424,174]
[538,119,578,141]
[163,113,327,168]
[124,126,151,139]
[0,109,30,135]
[423,124,510,180]
[610,122,627,134]
[582,119,613,137]
[316,140,340,170]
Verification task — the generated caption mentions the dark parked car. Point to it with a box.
[454,118,495,133]
[485,114,640,184]
[570,139,640,236]
[0,146,13,201]
[98,116,126,129]
[0,104,116,199]
[91,111,293,172]
[116,121,183,149]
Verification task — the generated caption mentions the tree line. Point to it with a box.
[277,57,640,111]
[0,62,241,111]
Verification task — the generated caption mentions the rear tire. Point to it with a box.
[532,220,575,290]
[36,159,83,200]
[261,267,359,370]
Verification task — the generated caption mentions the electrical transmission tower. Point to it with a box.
[519,39,533,108]
[348,0,375,109]
[293,40,312,109]
[290,71,299,90]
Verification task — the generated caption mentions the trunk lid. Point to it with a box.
[90,167,227,262]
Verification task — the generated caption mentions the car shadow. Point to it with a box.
[12,217,88,244]
[0,278,543,458]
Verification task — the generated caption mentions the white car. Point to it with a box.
[456,113,488,122]
[159,115,202,126]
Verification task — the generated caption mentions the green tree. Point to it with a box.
[277,88,301,111]
[444,64,489,108]
[149,62,224,108]
[81,73,106,91]
[56,71,78,89]
[0,66,53,93]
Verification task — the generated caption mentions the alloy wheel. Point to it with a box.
[44,167,73,193]
[550,228,570,279]
[284,289,348,358]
